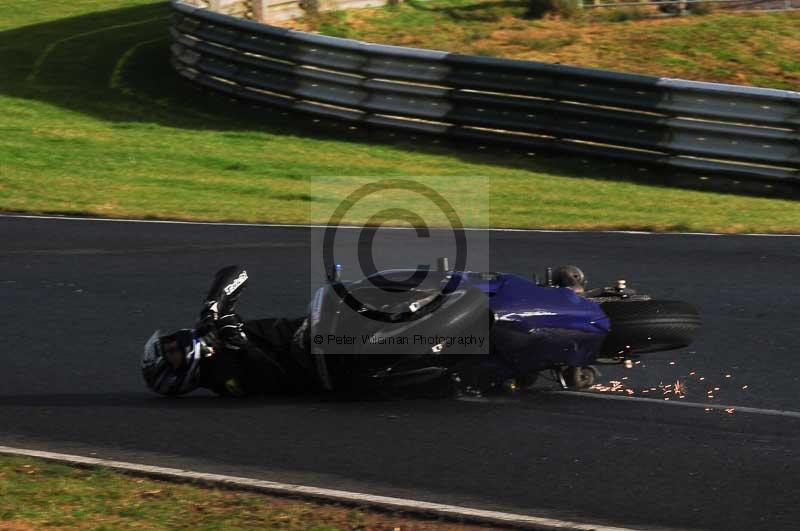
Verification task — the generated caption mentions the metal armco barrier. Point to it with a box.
[169,0,800,185]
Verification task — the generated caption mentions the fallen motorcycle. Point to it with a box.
[143,262,701,397]
[310,260,702,393]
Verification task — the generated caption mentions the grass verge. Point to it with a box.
[303,0,800,90]
[0,0,798,233]
[0,455,490,530]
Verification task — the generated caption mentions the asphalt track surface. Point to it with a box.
[2,215,800,530]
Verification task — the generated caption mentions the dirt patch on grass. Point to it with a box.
[0,521,37,531]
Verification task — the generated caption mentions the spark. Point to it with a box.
[612,382,625,392]
[704,408,713,412]
[689,372,696,376]
[589,381,626,393]
[725,374,732,378]
[724,408,735,415]
[669,361,675,365]
[699,377,705,381]
[741,385,749,390]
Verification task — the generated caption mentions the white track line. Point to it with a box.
[1,212,799,237]
[555,391,800,419]
[0,445,643,531]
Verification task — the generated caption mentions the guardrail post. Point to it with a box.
[252,0,266,20]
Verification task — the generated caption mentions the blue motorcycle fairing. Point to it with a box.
[470,273,610,335]
[460,272,610,369]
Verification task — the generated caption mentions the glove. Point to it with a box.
[217,313,248,351]
[196,310,219,348]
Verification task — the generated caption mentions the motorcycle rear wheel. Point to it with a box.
[600,300,701,356]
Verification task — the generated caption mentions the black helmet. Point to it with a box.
[142,329,204,396]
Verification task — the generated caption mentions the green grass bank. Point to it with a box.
[0,455,489,530]
[0,0,798,233]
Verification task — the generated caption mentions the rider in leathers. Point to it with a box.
[142,265,517,398]
[200,315,315,397]
[143,266,320,397]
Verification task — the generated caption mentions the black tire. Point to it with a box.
[563,366,599,390]
[600,300,701,356]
